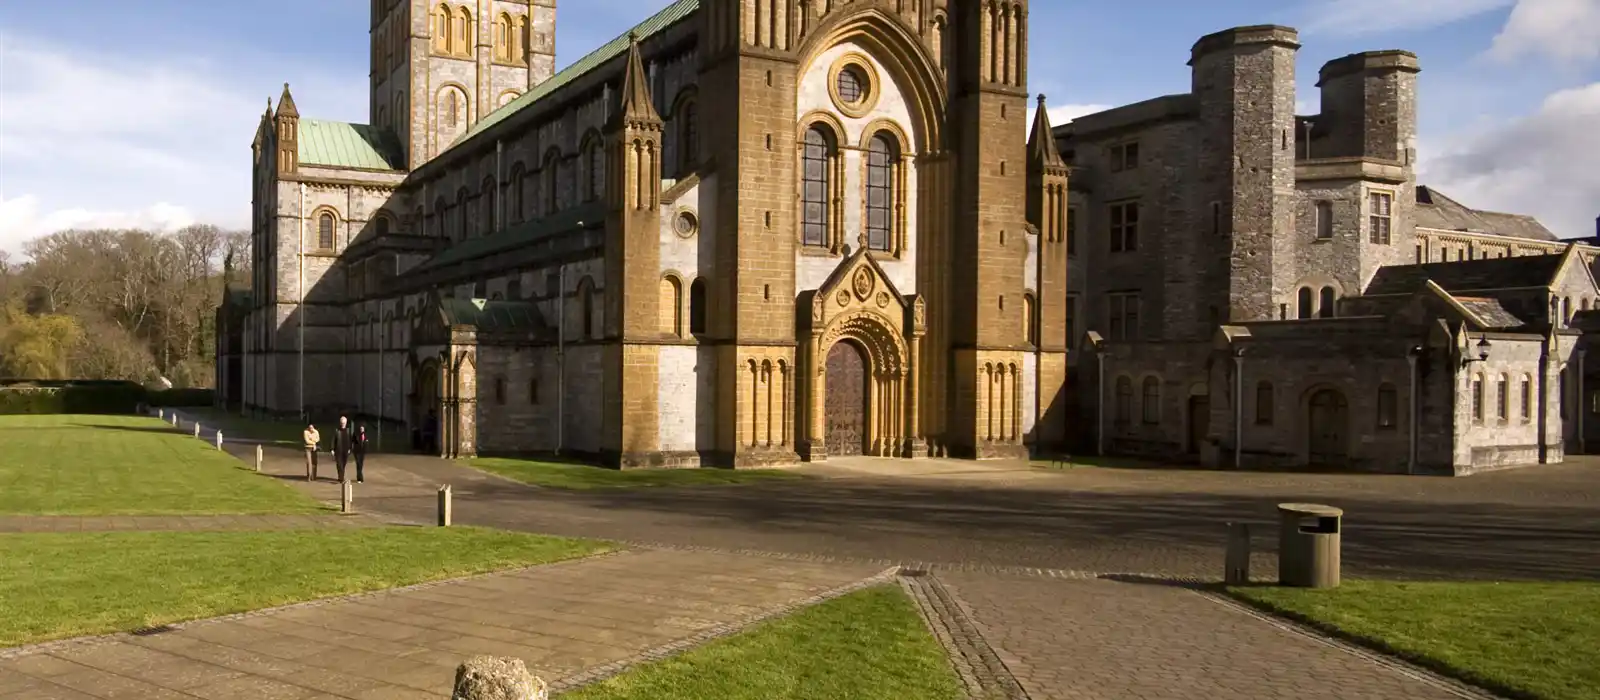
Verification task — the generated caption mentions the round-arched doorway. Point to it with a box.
[825,340,868,456]
[1307,387,1349,466]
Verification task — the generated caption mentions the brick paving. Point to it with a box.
[0,550,886,699]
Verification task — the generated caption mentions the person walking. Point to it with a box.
[302,423,321,481]
[353,424,369,483]
[332,415,353,483]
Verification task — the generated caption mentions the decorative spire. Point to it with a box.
[1028,94,1065,168]
[610,32,661,129]
[275,82,299,119]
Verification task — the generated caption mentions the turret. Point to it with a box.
[273,83,300,175]
[1027,94,1071,450]
[1316,50,1421,163]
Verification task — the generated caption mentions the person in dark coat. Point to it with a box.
[332,415,353,483]
[353,424,369,483]
[423,409,439,454]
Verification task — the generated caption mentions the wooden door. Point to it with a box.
[825,341,867,456]
[1187,395,1210,454]
[1307,389,1349,465]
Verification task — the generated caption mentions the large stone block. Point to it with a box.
[450,656,546,700]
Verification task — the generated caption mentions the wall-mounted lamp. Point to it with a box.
[1460,336,1491,368]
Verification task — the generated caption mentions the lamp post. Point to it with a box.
[1232,346,1246,470]
[1406,345,1423,475]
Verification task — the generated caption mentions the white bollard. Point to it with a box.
[216,431,224,450]
[255,444,263,472]
[171,414,178,426]
[194,423,201,438]
[341,481,355,514]
[158,408,165,420]
[437,485,452,527]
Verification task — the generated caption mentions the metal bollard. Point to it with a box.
[1224,522,1251,586]
[437,484,452,527]
[255,445,263,472]
[341,481,355,514]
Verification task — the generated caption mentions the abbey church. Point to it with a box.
[218,1,1600,475]
[217,0,1068,467]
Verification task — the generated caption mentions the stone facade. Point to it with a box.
[218,0,1070,467]
[1059,25,1600,475]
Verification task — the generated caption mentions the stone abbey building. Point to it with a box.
[1057,25,1600,475]
[216,0,1071,466]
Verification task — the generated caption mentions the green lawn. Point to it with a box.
[470,457,813,490]
[0,414,320,515]
[561,585,962,700]
[176,407,306,447]
[0,527,611,647]
[1232,580,1600,700]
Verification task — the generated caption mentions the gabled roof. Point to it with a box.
[1414,185,1558,241]
[411,201,607,275]
[1365,253,1567,295]
[447,0,696,154]
[437,297,550,333]
[298,119,404,170]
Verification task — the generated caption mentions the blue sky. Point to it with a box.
[2,0,1597,255]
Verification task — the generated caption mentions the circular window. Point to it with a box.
[674,210,699,239]
[828,55,879,118]
[836,67,866,105]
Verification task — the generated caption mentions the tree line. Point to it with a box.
[0,226,249,387]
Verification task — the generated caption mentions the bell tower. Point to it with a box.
[946,0,1031,459]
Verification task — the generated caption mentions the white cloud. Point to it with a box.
[0,32,365,257]
[1303,0,1513,36]
[1488,0,1600,64]
[1419,81,1600,239]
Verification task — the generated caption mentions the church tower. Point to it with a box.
[599,36,666,467]
[947,0,1032,459]
[369,0,557,170]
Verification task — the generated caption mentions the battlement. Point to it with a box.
[1317,50,1421,86]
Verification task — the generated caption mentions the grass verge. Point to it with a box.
[176,407,306,447]
[0,526,611,647]
[560,584,962,700]
[470,457,813,490]
[1230,580,1600,700]
[0,414,320,515]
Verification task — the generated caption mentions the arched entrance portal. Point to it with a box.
[1307,388,1349,466]
[410,359,440,453]
[825,340,868,456]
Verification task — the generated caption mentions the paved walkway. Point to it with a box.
[0,550,888,699]
[0,514,383,533]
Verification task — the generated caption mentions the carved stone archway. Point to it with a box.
[800,251,926,460]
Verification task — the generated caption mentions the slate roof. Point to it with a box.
[437,298,549,333]
[1452,296,1528,330]
[1365,253,1567,295]
[448,0,697,152]
[1414,186,1557,241]
[411,201,606,274]
[298,119,404,170]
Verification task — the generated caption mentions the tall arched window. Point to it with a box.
[452,6,472,57]
[494,13,512,61]
[579,279,595,339]
[374,215,390,237]
[433,197,447,237]
[1022,293,1037,346]
[506,278,521,300]
[865,132,898,252]
[585,138,604,202]
[1255,380,1274,425]
[1114,376,1133,425]
[660,276,683,336]
[317,212,336,250]
[480,176,496,235]
[1297,287,1313,319]
[689,277,707,335]
[432,3,451,53]
[1314,200,1333,240]
[509,164,526,223]
[679,100,699,173]
[455,188,469,241]
[1319,286,1336,318]
[543,150,560,214]
[1141,376,1160,424]
[800,125,832,248]
[513,16,529,63]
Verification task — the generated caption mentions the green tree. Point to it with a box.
[0,303,85,379]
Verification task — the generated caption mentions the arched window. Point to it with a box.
[1114,376,1133,425]
[509,164,526,223]
[432,3,450,53]
[660,276,683,337]
[440,88,462,129]
[678,100,698,173]
[585,138,604,202]
[1497,374,1510,421]
[1297,287,1313,319]
[800,125,833,248]
[1314,200,1333,240]
[689,277,707,335]
[374,215,390,237]
[1255,381,1273,425]
[506,278,521,300]
[317,212,336,250]
[1141,376,1160,424]
[513,16,529,63]
[481,176,496,235]
[1319,286,1336,318]
[1521,374,1533,421]
[452,6,472,56]
[865,132,898,253]
[494,13,512,62]
[543,150,560,214]
[455,188,469,241]
[433,197,447,237]
[579,281,595,339]
[1377,382,1398,428]
[1022,293,1037,346]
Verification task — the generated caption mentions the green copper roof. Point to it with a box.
[450,0,698,150]
[438,298,550,333]
[413,201,607,274]
[298,119,403,170]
